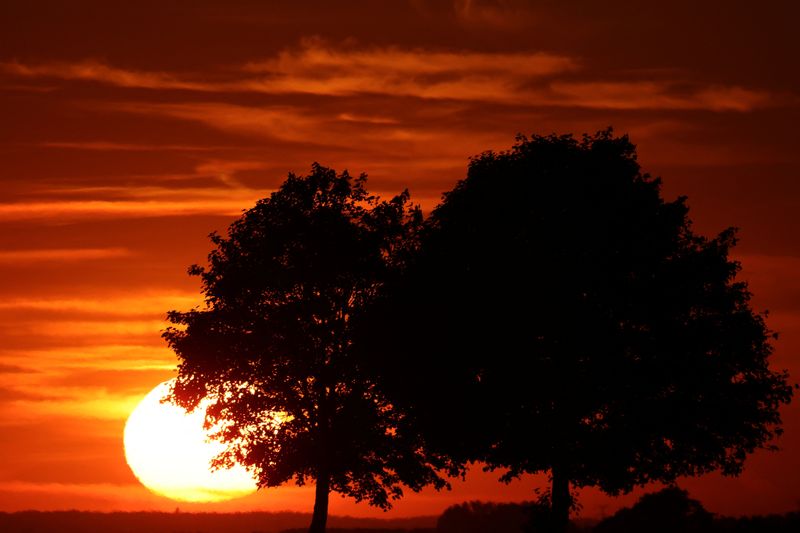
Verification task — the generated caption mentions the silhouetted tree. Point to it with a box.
[594,487,713,533]
[163,164,449,533]
[360,131,794,533]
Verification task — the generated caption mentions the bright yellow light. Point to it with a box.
[124,379,257,502]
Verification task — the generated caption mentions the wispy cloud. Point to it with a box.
[548,81,772,112]
[109,101,338,144]
[0,293,199,314]
[3,42,773,111]
[0,247,132,263]
[0,345,176,370]
[239,41,577,102]
[39,141,232,152]
[0,198,256,221]
[246,40,574,78]
[452,0,536,29]
[0,389,144,420]
[2,60,210,91]
[107,100,509,162]
[0,363,35,374]
[2,46,576,103]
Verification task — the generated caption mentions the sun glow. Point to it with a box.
[124,379,258,502]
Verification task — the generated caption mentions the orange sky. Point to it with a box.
[0,0,798,520]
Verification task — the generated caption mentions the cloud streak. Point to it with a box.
[549,81,773,112]
[2,60,209,91]
[0,293,199,314]
[39,141,233,152]
[1,42,776,111]
[0,198,257,221]
[0,248,132,263]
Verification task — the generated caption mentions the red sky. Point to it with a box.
[0,0,798,520]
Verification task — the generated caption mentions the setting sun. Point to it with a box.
[123,379,258,502]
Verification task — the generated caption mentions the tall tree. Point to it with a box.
[361,131,794,533]
[163,164,449,533]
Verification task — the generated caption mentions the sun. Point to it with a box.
[124,379,258,502]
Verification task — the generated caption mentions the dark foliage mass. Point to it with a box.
[164,164,452,533]
[435,489,800,533]
[359,130,794,531]
[593,487,713,532]
[436,501,536,533]
[591,488,800,533]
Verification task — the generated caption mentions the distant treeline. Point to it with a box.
[281,530,433,533]
[436,489,800,533]
[2,490,799,533]
[0,510,435,533]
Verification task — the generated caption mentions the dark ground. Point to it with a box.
[3,490,799,533]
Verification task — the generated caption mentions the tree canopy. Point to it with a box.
[359,130,794,532]
[163,164,449,533]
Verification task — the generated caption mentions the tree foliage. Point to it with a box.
[360,130,794,531]
[164,164,447,532]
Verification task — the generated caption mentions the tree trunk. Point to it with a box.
[550,465,570,533]
[309,471,330,533]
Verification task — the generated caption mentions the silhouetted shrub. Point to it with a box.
[593,487,713,533]
[437,501,533,533]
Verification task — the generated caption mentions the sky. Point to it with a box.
[0,0,799,520]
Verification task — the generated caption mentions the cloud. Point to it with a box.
[3,42,777,113]
[106,100,508,159]
[0,345,176,371]
[240,40,577,102]
[452,0,539,30]
[46,367,174,394]
[0,363,35,374]
[0,292,199,315]
[34,319,168,338]
[0,198,257,221]
[0,381,146,420]
[337,113,399,124]
[0,247,132,262]
[109,101,354,145]
[248,41,574,78]
[2,43,775,111]
[0,386,65,403]
[548,81,773,111]
[2,60,210,91]
[40,141,231,152]
[2,45,576,103]
[104,101,473,163]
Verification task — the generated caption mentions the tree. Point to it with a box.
[163,164,450,533]
[360,130,794,533]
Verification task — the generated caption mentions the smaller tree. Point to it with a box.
[164,164,450,533]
